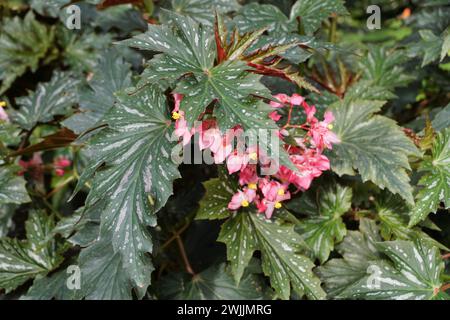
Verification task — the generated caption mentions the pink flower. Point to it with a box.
[173,93,183,112]
[269,111,282,121]
[290,94,305,106]
[228,188,256,210]
[55,168,65,176]
[54,156,71,168]
[260,179,288,202]
[261,193,291,219]
[18,153,43,177]
[238,165,258,186]
[196,119,221,151]
[0,106,9,122]
[258,178,291,218]
[212,129,236,163]
[309,111,340,150]
[270,94,289,108]
[278,150,330,190]
[53,156,71,176]
[302,102,317,123]
[174,116,194,146]
[227,150,249,174]
[171,93,194,145]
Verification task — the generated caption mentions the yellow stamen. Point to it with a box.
[275,202,282,209]
[0,101,6,108]
[249,152,258,161]
[248,183,257,190]
[327,124,334,130]
[172,111,181,120]
[277,189,285,196]
[241,200,249,207]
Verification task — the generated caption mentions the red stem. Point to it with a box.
[441,283,450,292]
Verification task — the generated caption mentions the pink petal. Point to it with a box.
[290,94,305,106]
[269,111,282,121]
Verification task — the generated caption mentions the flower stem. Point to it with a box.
[175,234,195,275]
[441,283,450,292]
[160,222,190,251]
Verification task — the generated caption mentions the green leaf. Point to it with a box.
[120,11,216,88]
[217,212,257,285]
[61,202,139,300]
[0,165,30,205]
[74,86,180,294]
[0,121,21,148]
[56,27,112,72]
[432,103,450,132]
[0,211,66,293]
[0,204,16,237]
[196,169,236,220]
[297,183,352,263]
[11,72,80,130]
[30,0,71,18]
[175,61,272,128]
[441,30,450,61]
[359,46,413,90]
[412,29,449,67]
[95,5,147,34]
[77,234,135,300]
[233,3,294,33]
[169,0,240,25]
[290,0,348,35]
[62,50,132,134]
[338,239,445,300]
[328,99,421,204]
[374,191,447,250]
[21,267,82,300]
[158,262,271,300]
[345,80,397,102]
[218,211,325,300]
[247,32,336,64]
[0,12,54,95]
[409,128,450,226]
[316,218,384,298]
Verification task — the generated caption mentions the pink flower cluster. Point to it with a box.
[18,154,72,177]
[53,156,72,176]
[171,93,340,219]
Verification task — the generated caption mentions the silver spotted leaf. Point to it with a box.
[328,99,421,204]
[218,211,325,300]
[297,183,352,263]
[409,128,450,226]
[0,211,66,293]
[74,86,180,294]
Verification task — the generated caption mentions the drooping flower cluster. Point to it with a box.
[170,93,340,219]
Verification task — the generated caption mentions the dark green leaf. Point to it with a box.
[0,165,30,205]
[11,72,80,130]
[62,50,132,134]
[328,99,421,204]
[0,211,66,293]
[219,211,325,299]
[298,183,351,263]
[0,12,54,95]
[410,128,450,226]
[158,263,271,300]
